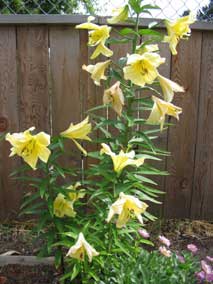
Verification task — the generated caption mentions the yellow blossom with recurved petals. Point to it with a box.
[164,13,195,55]
[103,81,124,116]
[53,193,76,218]
[76,17,113,59]
[107,5,129,24]
[60,117,91,156]
[66,232,99,262]
[82,60,111,86]
[147,96,182,131]
[100,143,145,173]
[158,74,184,102]
[106,192,148,228]
[123,53,165,87]
[6,127,51,170]
[67,182,86,202]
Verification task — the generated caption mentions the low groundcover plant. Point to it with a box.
[5,1,198,283]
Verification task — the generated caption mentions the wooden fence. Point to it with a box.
[0,15,213,220]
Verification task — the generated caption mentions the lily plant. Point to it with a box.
[6,1,195,283]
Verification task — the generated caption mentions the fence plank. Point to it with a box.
[0,26,20,219]
[163,31,202,218]
[50,26,82,169]
[17,26,49,132]
[191,32,213,220]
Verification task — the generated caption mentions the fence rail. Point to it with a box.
[0,16,213,220]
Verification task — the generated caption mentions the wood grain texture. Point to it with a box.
[17,26,49,132]
[0,26,20,219]
[50,26,82,169]
[0,256,54,266]
[190,32,213,220]
[164,31,202,218]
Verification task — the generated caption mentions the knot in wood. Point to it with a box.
[0,117,8,132]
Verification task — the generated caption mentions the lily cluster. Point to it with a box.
[77,12,195,131]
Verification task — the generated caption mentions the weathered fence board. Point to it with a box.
[0,18,213,220]
[0,26,20,218]
[17,26,50,131]
[191,31,213,220]
[164,32,202,218]
[50,26,82,169]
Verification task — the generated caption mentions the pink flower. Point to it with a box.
[206,273,213,282]
[206,256,213,263]
[201,260,212,275]
[138,229,150,239]
[158,235,171,247]
[196,271,205,281]
[177,254,185,263]
[187,244,198,253]
[159,246,171,257]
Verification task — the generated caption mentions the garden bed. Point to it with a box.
[0,219,212,283]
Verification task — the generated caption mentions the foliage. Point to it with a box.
[99,249,199,284]
[197,0,213,22]
[0,0,96,14]
[5,0,195,283]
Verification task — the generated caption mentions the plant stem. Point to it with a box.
[124,12,140,148]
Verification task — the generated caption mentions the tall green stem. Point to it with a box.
[124,12,140,148]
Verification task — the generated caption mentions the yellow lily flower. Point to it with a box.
[60,117,91,156]
[136,44,159,55]
[103,81,125,116]
[147,96,182,131]
[53,193,76,218]
[164,13,195,55]
[82,60,111,86]
[6,127,51,170]
[107,5,129,24]
[106,192,148,228]
[66,232,99,262]
[158,74,184,102]
[76,18,113,59]
[67,182,86,202]
[123,53,165,87]
[90,42,113,60]
[100,143,145,173]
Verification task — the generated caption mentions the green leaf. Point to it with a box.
[109,68,123,81]
[89,271,100,281]
[87,104,108,113]
[139,239,154,246]
[141,4,161,10]
[20,201,44,215]
[71,264,81,281]
[134,174,157,185]
[138,29,163,37]
[55,250,62,269]
[119,27,137,36]
[20,191,40,209]
[129,132,156,153]
[134,190,161,204]
[107,37,131,44]
[129,0,141,13]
